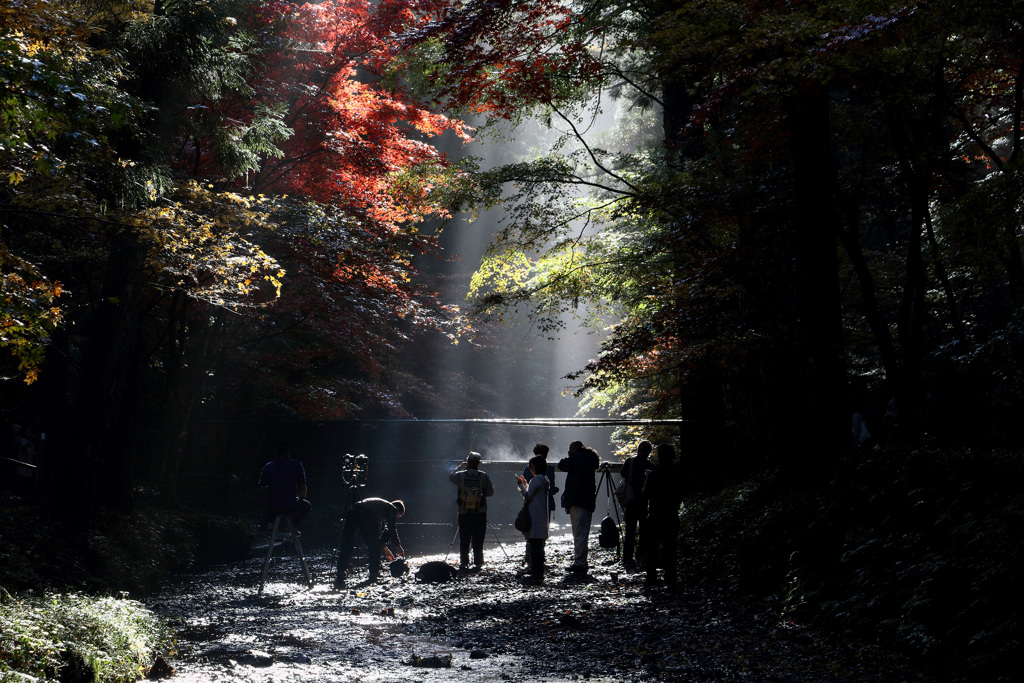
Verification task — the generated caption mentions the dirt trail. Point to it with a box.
[148,534,936,682]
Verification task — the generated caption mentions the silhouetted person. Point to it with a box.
[450,451,494,571]
[257,440,310,527]
[334,497,406,588]
[851,411,873,446]
[642,444,683,586]
[558,440,600,577]
[516,454,550,584]
[522,443,557,568]
[619,440,652,569]
[883,397,901,441]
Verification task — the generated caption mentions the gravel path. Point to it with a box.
[148,534,940,682]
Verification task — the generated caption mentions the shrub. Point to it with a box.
[0,589,172,683]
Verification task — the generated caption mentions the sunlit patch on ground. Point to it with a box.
[148,533,937,682]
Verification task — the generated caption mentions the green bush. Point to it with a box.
[0,589,172,683]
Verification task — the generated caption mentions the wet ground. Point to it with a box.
[147,529,939,682]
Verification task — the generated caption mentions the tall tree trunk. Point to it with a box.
[888,109,929,440]
[788,88,847,475]
[662,76,701,161]
[52,230,147,521]
[158,304,222,507]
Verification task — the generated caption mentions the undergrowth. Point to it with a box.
[0,502,252,595]
[0,589,173,683]
[678,445,1024,681]
[0,501,251,682]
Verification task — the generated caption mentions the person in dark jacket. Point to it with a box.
[557,440,600,577]
[257,440,311,527]
[619,440,652,569]
[334,497,406,588]
[642,444,682,586]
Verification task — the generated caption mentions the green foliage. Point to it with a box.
[0,245,62,383]
[446,0,1024,470]
[0,590,172,683]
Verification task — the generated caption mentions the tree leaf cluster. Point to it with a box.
[421,0,1024,465]
[2,0,479,518]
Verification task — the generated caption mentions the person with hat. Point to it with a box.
[449,450,494,571]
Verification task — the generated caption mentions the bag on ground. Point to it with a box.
[599,515,620,549]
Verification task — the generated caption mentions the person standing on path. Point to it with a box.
[521,443,557,568]
[642,444,683,586]
[558,440,600,577]
[334,497,406,588]
[257,440,311,527]
[619,440,652,570]
[449,451,494,571]
[516,454,550,584]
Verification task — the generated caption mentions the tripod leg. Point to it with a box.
[487,521,511,561]
[288,517,313,588]
[444,526,459,562]
[259,515,282,596]
[610,474,622,524]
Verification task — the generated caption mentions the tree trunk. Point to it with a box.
[52,230,148,521]
[888,108,929,440]
[788,88,847,475]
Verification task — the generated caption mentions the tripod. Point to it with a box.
[445,515,511,564]
[596,465,623,558]
[597,465,623,525]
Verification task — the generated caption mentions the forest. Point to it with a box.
[2,0,1024,680]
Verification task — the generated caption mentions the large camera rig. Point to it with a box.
[340,453,369,489]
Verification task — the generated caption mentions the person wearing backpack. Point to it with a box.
[449,451,494,571]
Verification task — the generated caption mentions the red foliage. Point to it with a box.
[398,0,603,117]
[249,0,469,226]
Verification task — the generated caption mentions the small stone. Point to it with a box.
[239,650,273,667]
[146,655,175,679]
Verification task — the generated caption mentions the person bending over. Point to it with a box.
[335,497,405,588]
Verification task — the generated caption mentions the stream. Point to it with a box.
[146,528,942,682]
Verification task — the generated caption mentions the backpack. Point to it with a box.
[460,471,484,510]
[615,459,636,505]
[598,515,620,549]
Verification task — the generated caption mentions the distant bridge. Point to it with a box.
[363,417,689,471]
[367,417,688,427]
